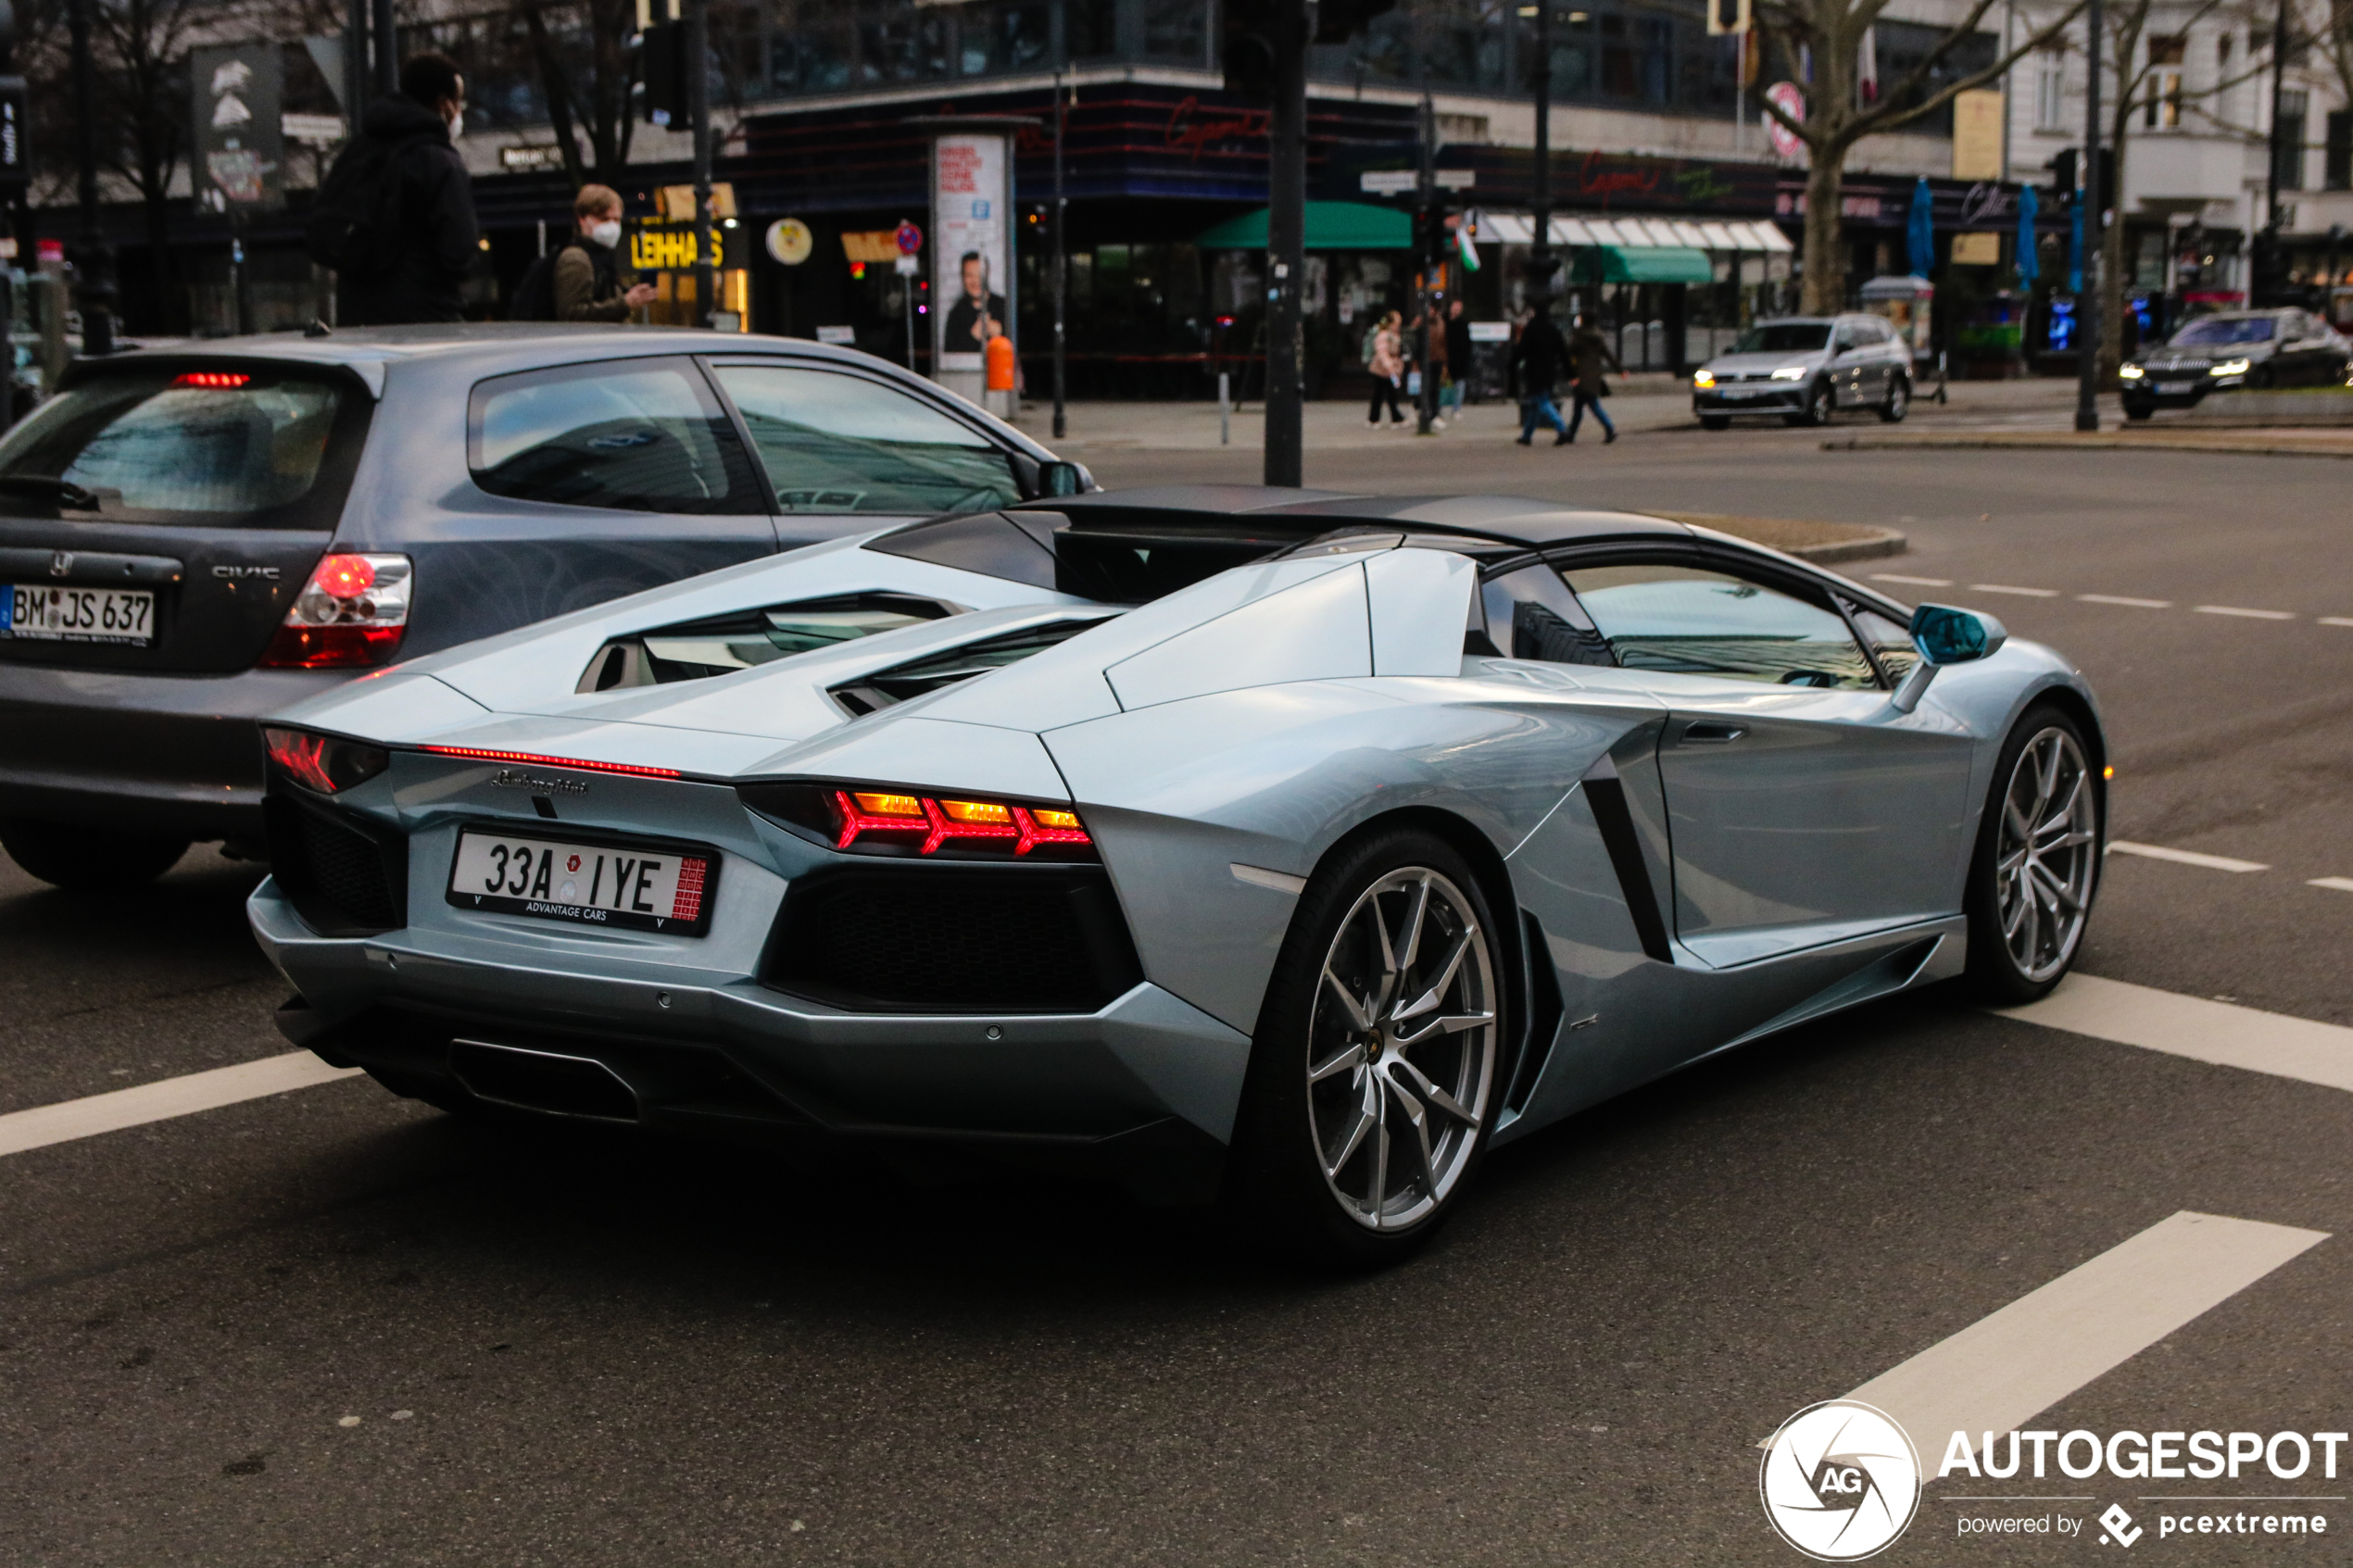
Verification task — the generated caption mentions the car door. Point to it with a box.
[1554,551,1978,968]
[1829,320,1871,404]
[419,354,782,653]
[703,358,1030,551]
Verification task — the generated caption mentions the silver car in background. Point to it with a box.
[1692,315,1916,430]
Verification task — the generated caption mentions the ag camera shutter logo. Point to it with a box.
[1760,1400,1922,1561]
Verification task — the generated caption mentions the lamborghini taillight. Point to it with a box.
[831,789,1091,857]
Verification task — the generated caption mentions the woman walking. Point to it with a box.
[1366,311,1407,426]
[1565,314,1623,444]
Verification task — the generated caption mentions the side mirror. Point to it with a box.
[1891,603,2007,712]
[1035,459,1088,498]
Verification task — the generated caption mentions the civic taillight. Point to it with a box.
[259,552,412,669]
[261,726,391,793]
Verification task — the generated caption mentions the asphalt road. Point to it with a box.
[5,419,2349,1566]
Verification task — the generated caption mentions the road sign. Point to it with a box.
[1765,82,1806,162]
[895,220,924,256]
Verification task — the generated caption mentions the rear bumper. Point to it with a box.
[250,876,1253,1205]
[0,664,352,840]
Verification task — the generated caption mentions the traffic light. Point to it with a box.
[2045,147,2114,213]
[1414,201,1457,261]
[2048,147,2077,207]
[1227,1,1398,99]
[1315,0,1399,44]
[639,19,686,128]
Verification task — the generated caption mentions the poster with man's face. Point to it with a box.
[933,132,1010,374]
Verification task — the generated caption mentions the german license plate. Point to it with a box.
[1,583,156,645]
[2157,381,2196,395]
[446,829,716,935]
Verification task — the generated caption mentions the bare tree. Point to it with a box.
[517,0,636,190]
[1756,0,2089,311]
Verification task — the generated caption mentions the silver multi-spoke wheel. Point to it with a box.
[1306,868,1498,1232]
[1994,726,2099,983]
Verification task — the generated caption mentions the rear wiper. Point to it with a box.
[0,475,102,510]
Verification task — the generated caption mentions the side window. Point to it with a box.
[1475,564,1615,666]
[1832,322,1859,352]
[710,364,1024,516]
[1850,606,1920,682]
[1557,563,1879,689]
[468,358,758,513]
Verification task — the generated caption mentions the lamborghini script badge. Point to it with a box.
[490,769,588,796]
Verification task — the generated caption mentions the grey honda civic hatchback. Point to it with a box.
[0,324,1088,889]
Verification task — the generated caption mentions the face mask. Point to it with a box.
[446,108,464,140]
[589,220,622,250]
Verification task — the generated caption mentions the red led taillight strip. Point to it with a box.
[422,745,682,780]
[830,789,1090,856]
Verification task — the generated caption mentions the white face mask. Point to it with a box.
[446,107,464,140]
[589,220,622,250]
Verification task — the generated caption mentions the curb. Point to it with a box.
[1821,433,2353,459]
[1657,512,1908,565]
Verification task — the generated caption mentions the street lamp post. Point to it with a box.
[686,0,714,329]
[1416,92,1437,435]
[2072,0,2101,433]
[68,0,115,356]
[1262,1,1306,489]
[1528,0,1556,315]
[1051,0,1067,441]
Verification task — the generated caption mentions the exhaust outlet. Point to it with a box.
[449,1039,641,1123]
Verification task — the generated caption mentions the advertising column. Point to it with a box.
[930,128,1013,414]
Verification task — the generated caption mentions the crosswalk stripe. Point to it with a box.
[1839,1212,2328,1462]
[1994,972,2353,1094]
[0,1052,363,1160]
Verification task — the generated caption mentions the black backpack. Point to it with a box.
[509,239,595,322]
[306,133,422,279]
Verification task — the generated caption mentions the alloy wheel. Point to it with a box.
[1305,868,1498,1232]
[1994,727,2099,983]
[1883,377,1908,421]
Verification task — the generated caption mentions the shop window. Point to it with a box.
[469,358,760,515]
[1141,0,1209,65]
[2327,111,2351,190]
[710,365,1022,517]
[1873,20,1998,135]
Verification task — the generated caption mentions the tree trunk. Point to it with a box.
[2098,129,2131,386]
[1801,148,1849,314]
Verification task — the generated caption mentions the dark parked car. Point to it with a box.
[2120,307,2353,418]
[0,325,1089,889]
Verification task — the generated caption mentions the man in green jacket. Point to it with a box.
[555,184,658,322]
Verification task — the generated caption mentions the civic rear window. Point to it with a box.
[0,367,363,527]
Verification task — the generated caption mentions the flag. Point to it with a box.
[1455,212,1481,272]
[1858,28,1879,103]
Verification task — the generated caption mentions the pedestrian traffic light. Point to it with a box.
[639,19,686,128]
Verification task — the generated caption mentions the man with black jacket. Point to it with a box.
[1508,306,1572,445]
[333,54,480,326]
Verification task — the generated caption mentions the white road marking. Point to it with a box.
[2107,840,2270,872]
[2321,617,2353,628]
[0,1052,362,1160]
[2195,605,2296,621]
[1994,972,2353,1094]
[1969,583,2061,597]
[1871,573,1953,587]
[2310,877,2353,893]
[2076,594,2172,608]
[1839,1212,2328,1460]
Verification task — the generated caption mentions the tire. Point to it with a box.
[1785,379,1832,427]
[2123,402,2155,421]
[0,818,189,890]
[1224,829,1507,1269]
[1699,415,1731,431]
[1878,375,1910,423]
[1963,707,2102,1004]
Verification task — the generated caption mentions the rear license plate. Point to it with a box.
[446,829,717,935]
[1,583,157,646]
[2157,381,2196,395]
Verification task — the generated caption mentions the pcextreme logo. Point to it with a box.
[1760,1401,1923,1561]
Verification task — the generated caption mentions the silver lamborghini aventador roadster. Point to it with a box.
[248,488,2105,1264]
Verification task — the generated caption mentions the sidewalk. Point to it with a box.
[1011,374,2353,454]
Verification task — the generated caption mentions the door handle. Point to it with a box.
[1682,721,1746,744]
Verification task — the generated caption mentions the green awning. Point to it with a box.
[1574,245,1715,284]
[1194,201,1413,251]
